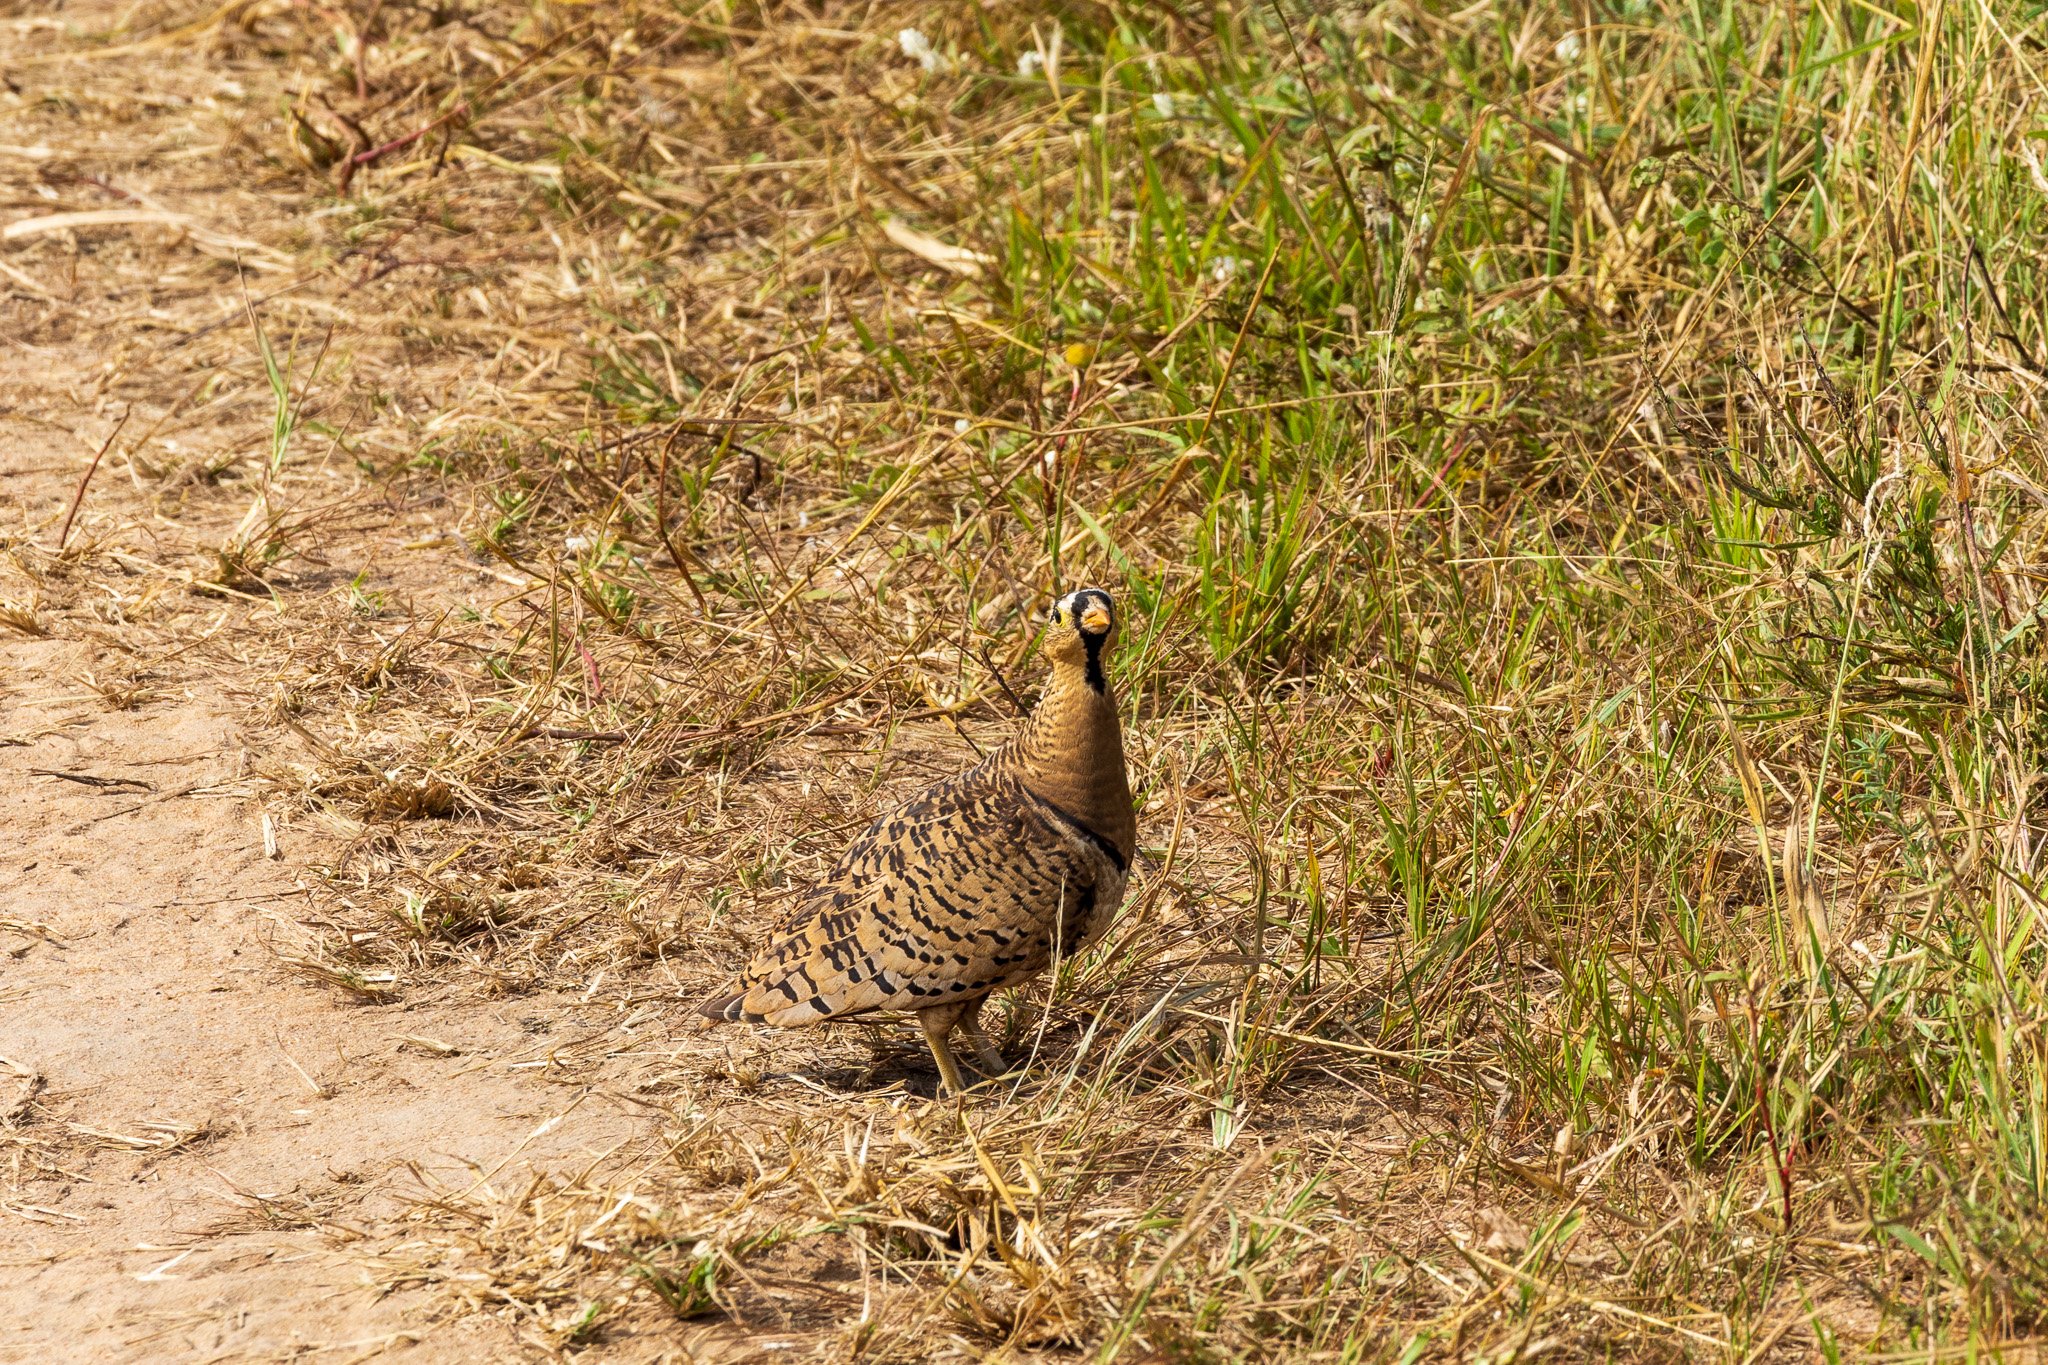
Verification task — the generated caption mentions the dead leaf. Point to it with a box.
[1475,1206,1529,1254]
[882,217,992,276]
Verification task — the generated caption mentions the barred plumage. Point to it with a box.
[699,587,1136,1095]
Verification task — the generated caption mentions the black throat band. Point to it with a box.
[1081,631,1108,693]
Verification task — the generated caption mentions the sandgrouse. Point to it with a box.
[699,587,1136,1095]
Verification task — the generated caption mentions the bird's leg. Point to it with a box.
[956,996,1007,1077]
[917,1005,970,1097]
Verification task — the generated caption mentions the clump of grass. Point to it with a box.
[115,0,2048,1355]
[0,596,45,637]
[77,669,154,710]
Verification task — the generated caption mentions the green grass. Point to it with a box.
[248,0,2048,1355]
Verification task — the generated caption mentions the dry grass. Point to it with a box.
[15,0,2048,1357]
[0,1057,57,1218]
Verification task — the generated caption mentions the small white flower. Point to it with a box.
[1016,49,1044,78]
[897,27,943,73]
[563,533,593,556]
[953,417,971,434]
[1210,255,1241,283]
[1555,32,1583,61]
[1151,91,1175,118]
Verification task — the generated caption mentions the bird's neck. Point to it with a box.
[1006,657,1136,859]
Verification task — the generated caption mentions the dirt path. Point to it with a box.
[0,448,661,1360]
[0,16,663,1360]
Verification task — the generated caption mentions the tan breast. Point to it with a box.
[1005,652,1135,861]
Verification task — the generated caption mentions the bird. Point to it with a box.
[699,586,1137,1096]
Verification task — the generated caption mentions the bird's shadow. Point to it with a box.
[811,1057,944,1100]
[807,1039,1034,1102]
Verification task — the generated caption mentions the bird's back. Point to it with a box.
[701,753,1127,1026]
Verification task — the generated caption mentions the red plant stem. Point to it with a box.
[55,407,130,552]
[337,101,469,189]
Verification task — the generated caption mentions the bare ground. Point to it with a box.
[0,21,657,1357]
[0,441,676,1361]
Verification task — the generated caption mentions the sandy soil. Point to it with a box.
[0,15,665,1360]
[0,440,669,1361]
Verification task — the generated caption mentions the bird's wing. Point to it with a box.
[701,767,1105,1025]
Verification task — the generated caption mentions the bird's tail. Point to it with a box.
[696,991,748,1026]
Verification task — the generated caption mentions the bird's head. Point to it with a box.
[1044,586,1118,691]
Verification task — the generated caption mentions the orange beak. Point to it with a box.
[1080,603,1113,633]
